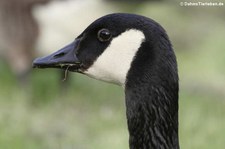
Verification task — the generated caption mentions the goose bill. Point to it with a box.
[32,40,81,72]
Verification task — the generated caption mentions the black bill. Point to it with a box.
[32,40,81,72]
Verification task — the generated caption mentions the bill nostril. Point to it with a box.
[53,52,66,58]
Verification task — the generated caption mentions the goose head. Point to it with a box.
[33,13,151,85]
[33,13,179,149]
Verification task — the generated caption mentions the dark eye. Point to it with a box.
[97,29,112,42]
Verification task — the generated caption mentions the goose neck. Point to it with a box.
[125,82,179,149]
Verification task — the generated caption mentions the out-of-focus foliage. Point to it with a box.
[0,0,225,149]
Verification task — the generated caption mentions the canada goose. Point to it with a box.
[33,13,179,149]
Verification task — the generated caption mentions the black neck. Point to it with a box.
[125,41,179,149]
[125,83,179,149]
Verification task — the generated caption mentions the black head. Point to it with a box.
[33,13,176,85]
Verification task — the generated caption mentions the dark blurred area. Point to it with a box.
[0,0,225,149]
[0,0,52,83]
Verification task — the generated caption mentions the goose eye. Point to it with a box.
[97,29,112,42]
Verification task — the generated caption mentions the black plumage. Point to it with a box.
[33,13,179,149]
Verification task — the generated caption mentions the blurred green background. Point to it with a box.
[0,0,225,149]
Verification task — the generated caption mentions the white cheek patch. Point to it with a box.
[84,29,145,85]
